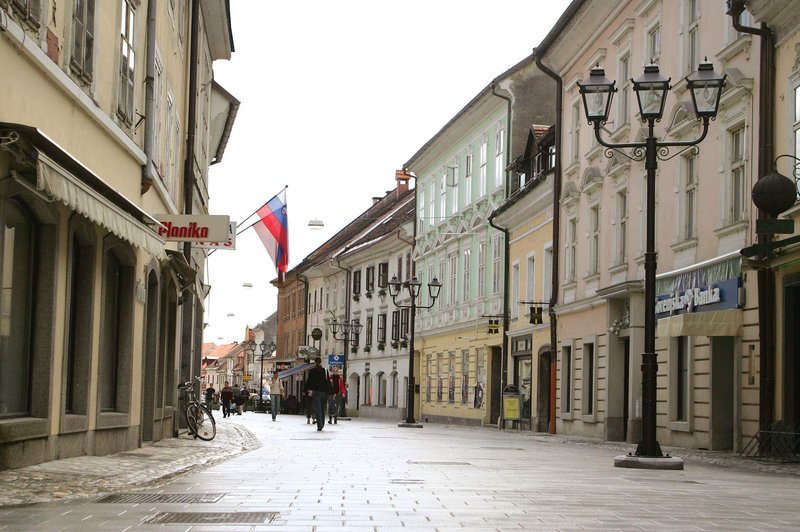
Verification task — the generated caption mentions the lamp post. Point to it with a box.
[387,274,442,427]
[578,60,725,463]
[327,318,363,418]
[242,340,256,389]
[257,340,276,412]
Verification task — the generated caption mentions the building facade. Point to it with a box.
[405,56,556,426]
[538,0,760,450]
[0,0,236,469]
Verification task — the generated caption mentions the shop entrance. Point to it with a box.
[711,337,735,451]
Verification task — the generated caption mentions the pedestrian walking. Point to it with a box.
[328,366,345,424]
[204,383,216,406]
[220,382,234,418]
[304,356,332,431]
[270,371,283,421]
[237,385,249,414]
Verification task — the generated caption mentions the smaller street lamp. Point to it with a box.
[387,274,442,427]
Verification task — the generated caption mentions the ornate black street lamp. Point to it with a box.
[578,60,725,463]
[387,274,442,427]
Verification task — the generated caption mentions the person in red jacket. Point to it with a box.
[328,366,346,424]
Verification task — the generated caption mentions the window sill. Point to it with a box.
[581,413,597,423]
[608,263,627,274]
[0,417,49,442]
[97,412,130,430]
[668,420,692,433]
[714,219,749,238]
[670,238,697,253]
[560,411,574,421]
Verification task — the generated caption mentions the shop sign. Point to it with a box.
[194,221,237,250]
[155,214,230,242]
[655,277,739,317]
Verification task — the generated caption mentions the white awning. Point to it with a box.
[37,154,166,259]
[657,309,742,337]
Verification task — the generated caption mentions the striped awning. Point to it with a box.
[278,363,314,379]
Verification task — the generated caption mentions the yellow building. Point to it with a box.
[0,0,236,468]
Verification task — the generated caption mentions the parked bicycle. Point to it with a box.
[178,377,216,441]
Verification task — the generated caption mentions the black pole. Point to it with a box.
[635,121,663,458]
[259,350,265,412]
[404,300,417,424]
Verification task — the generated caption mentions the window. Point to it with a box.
[570,101,581,163]
[406,253,411,283]
[332,281,337,309]
[365,316,373,347]
[65,222,96,415]
[478,242,486,297]
[566,218,577,283]
[492,235,502,294]
[730,127,746,223]
[683,155,697,239]
[526,255,535,301]
[448,352,456,403]
[427,265,435,308]
[71,0,96,80]
[450,165,459,214]
[511,262,519,319]
[428,181,435,226]
[118,0,137,124]
[495,128,505,187]
[438,260,446,310]
[462,248,471,303]
[377,262,388,288]
[685,0,700,74]
[153,55,163,172]
[365,266,375,292]
[543,247,553,301]
[352,270,361,295]
[400,308,409,338]
[588,205,600,275]
[440,174,446,219]
[618,54,630,126]
[11,0,40,26]
[647,23,661,63]
[391,311,400,341]
[391,372,399,407]
[795,84,800,170]
[615,190,628,264]
[561,344,573,414]
[378,372,387,406]
[448,253,457,305]
[479,137,488,197]
[465,153,473,204]
[676,336,690,421]
[461,349,469,405]
[100,241,134,413]
[582,341,595,416]
[396,255,403,283]
[377,313,386,345]
[418,188,425,231]
[0,200,37,418]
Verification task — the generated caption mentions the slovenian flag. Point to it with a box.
[253,189,289,273]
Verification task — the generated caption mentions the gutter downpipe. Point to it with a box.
[141,0,157,195]
[183,0,200,261]
[490,83,513,418]
[728,0,775,434]
[534,49,562,435]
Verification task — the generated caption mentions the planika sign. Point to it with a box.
[155,214,229,242]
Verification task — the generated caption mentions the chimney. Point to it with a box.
[372,197,382,205]
[395,169,410,197]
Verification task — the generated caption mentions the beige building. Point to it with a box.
[489,126,556,432]
[537,0,761,450]
[0,0,236,468]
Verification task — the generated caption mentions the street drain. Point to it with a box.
[390,479,424,484]
[407,460,471,466]
[97,493,225,504]
[144,512,277,524]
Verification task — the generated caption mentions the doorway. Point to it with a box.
[710,337,735,451]
[537,352,551,432]
[785,282,800,432]
[141,270,159,443]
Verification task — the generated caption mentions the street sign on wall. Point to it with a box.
[328,354,344,370]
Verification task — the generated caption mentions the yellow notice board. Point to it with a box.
[503,395,521,420]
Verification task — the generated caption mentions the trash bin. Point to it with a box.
[502,385,523,430]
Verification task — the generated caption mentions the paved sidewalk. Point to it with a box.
[0,419,260,507]
[1,415,800,530]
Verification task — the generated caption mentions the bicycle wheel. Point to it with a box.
[186,403,216,441]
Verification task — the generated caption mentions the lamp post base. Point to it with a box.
[614,454,684,470]
[398,421,423,428]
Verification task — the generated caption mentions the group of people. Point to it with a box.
[201,356,346,430]
[303,357,345,431]
[204,382,250,418]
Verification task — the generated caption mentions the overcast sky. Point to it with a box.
[203,0,571,345]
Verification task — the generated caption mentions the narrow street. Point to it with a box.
[1,413,799,530]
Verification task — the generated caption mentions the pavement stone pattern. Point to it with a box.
[0,412,799,530]
[0,422,260,507]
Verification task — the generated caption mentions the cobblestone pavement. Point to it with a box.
[1,412,799,530]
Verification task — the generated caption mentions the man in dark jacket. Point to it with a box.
[220,382,234,418]
[304,356,332,431]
